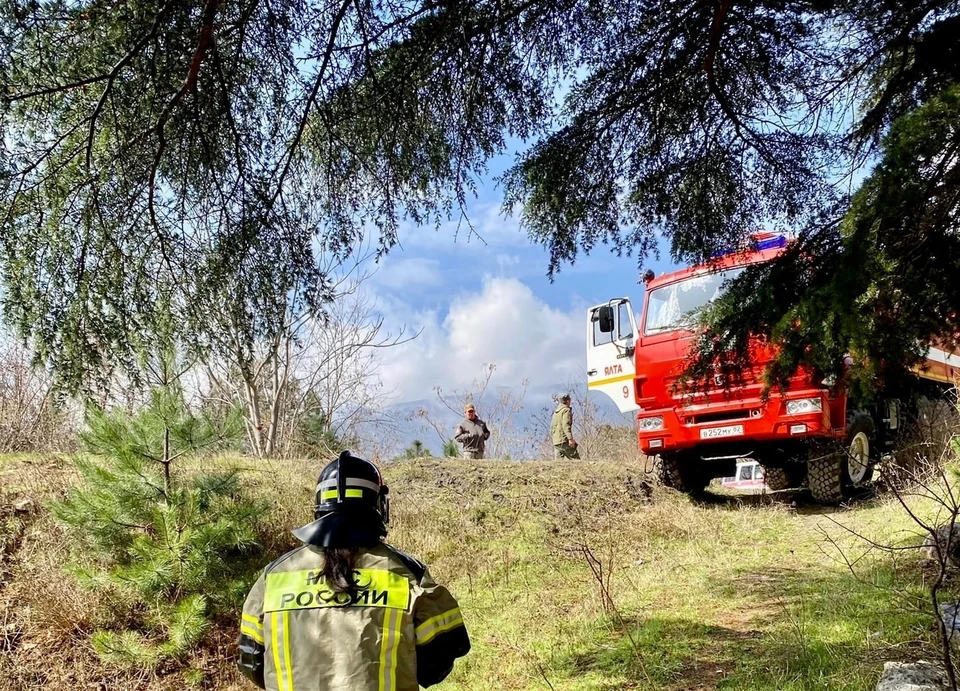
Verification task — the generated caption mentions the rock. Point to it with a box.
[941,604,960,642]
[876,661,949,691]
[921,524,960,568]
[12,498,34,514]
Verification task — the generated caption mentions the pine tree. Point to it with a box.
[402,439,431,459]
[52,383,264,669]
[442,438,459,458]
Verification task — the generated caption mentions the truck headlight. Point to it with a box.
[637,416,664,431]
[786,398,822,415]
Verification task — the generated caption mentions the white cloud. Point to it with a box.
[375,277,585,403]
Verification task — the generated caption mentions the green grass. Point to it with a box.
[384,461,944,691]
[0,455,952,690]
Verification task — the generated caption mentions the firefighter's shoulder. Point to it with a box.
[263,544,312,575]
[381,542,427,583]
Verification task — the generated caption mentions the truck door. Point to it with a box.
[586,298,640,413]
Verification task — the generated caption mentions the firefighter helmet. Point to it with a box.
[292,450,390,548]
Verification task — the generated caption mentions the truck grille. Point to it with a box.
[689,409,753,425]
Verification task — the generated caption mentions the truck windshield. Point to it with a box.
[644,267,745,335]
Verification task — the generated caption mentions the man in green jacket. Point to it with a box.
[550,394,580,459]
[238,451,470,690]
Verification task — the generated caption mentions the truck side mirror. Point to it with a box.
[596,305,615,333]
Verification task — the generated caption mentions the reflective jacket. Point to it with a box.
[238,543,470,690]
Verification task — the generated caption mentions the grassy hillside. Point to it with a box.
[0,454,948,690]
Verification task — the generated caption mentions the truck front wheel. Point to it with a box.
[807,411,876,504]
[655,454,709,496]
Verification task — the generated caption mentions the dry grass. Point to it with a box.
[0,453,952,690]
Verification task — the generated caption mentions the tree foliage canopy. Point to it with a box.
[690,84,960,398]
[1,0,959,391]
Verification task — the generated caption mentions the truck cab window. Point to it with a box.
[617,302,634,340]
[593,317,614,346]
[593,303,633,346]
[644,268,746,335]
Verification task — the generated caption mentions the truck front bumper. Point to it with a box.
[636,390,834,455]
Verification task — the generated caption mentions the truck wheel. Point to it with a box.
[761,467,791,491]
[842,412,875,487]
[655,455,708,495]
[808,411,876,504]
[807,446,843,503]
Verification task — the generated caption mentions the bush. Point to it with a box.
[443,438,459,458]
[52,386,266,669]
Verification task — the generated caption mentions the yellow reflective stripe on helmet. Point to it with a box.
[282,611,294,691]
[271,612,286,691]
[241,623,264,644]
[321,488,364,500]
[378,608,401,691]
[415,607,463,645]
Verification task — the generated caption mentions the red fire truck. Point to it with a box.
[586,234,959,503]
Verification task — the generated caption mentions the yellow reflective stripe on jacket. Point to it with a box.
[378,607,402,691]
[264,568,410,612]
[241,613,264,643]
[268,611,296,691]
[282,611,294,691]
[241,623,264,644]
[415,607,464,645]
[271,612,286,691]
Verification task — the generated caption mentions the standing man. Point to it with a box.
[550,394,580,459]
[454,404,490,460]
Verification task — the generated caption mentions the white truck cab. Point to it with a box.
[585,298,640,414]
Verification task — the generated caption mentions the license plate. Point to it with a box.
[700,425,744,439]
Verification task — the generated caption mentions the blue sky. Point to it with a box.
[363,150,682,406]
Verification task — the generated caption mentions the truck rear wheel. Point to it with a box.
[807,446,843,503]
[761,466,800,491]
[655,454,709,495]
[808,411,876,504]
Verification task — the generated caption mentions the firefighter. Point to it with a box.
[238,450,470,690]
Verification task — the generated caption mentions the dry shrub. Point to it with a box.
[6,512,99,638]
[889,396,960,480]
[0,339,78,453]
[230,456,316,554]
